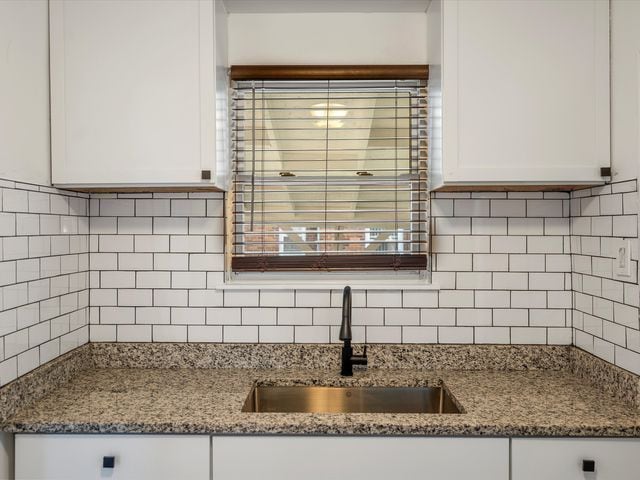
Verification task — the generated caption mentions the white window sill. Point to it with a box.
[213,281,439,291]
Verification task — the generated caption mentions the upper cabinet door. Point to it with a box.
[50,0,229,191]
[428,0,610,190]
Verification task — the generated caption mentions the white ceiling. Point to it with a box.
[222,0,431,14]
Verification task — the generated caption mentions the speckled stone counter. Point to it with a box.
[3,366,639,437]
[0,343,638,437]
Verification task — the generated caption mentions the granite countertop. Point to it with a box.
[4,366,639,437]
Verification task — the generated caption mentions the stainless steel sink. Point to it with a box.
[242,385,462,414]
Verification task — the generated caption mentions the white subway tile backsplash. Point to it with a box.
[153,325,187,342]
[258,325,293,343]
[435,253,472,271]
[295,290,331,308]
[491,236,527,253]
[136,307,170,325]
[295,326,330,343]
[456,272,491,290]
[491,199,525,217]
[508,218,544,235]
[136,199,170,217]
[171,307,206,325]
[420,308,456,326]
[224,325,258,343]
[188,325,223,342]
[367,290,402,308]
[471,218,507,235]
[3,189,29,213]
[224,290,259,307]
[438,290,474,308]
[384,308,419,326]
[529,309,564,327]
[153,217,189,234]
[492,272,528,290]
[172,272,207,289]
[455,199,489,217]
[570,182,640,372]
[352,308,384,326]
[529,273,565,291]
[99,235,133,252]
[474,327,510,344]
[438,326,473,344]
[242,308,277,325]
[172,199,206,217]
[457,308,491,326]
[475,290,510,308]
[0,213,16,236]
[136,271,170,289]
[260,290,295,307]
[189,254,223,272]
[511,291,546,308]
[402,290,438,308]
[207,307,241,325]
[613,215,637,237]
[117,325,152,342]
[511,327,547,344]
[435,217,470,235]
[613,302,639,329]
[17,214,40,236]
[100,199,134,217]
[4,237,29,261]
[402,326,437,343]
[153,289,188,307]
[0,180,628,370]
[527,200,563,217]
[135,235,170,252]
[492,308,528,326]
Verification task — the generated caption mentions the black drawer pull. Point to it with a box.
[582,459,595,472]
[102,456,115,469]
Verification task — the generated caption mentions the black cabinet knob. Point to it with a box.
[582,459,595,472]
[102,456,115,469]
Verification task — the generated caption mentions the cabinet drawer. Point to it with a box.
[15,434,209,480]
[512,438,640,480]
[212,436,509,480]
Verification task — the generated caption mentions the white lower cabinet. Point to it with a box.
[15,434,209,480]
[211,436,509,480]
[511,438,640,480]
[15,434,640,479]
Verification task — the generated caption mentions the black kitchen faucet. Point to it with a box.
[339,286,368,376]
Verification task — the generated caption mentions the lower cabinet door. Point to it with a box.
[512,438,640,480]
[211,436,509,480]
[15,434,209,480]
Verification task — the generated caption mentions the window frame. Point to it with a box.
[225,65,430,283]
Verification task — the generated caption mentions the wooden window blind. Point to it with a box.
[229,67,429,272]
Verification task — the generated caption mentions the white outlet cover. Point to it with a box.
[613,238,632,279]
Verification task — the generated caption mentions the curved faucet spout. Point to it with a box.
[339,286,352,341]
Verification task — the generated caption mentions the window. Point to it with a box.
[228,66,429,276]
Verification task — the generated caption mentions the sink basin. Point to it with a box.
[242,385,461,414]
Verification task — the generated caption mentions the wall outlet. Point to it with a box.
[613,239,632,279]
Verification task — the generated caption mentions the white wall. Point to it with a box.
[228,12,427,65]
[611,0,640,182]
[0,0,51,186]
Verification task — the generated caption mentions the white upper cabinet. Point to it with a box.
[49,0,229,191]
[427,0,610,190]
